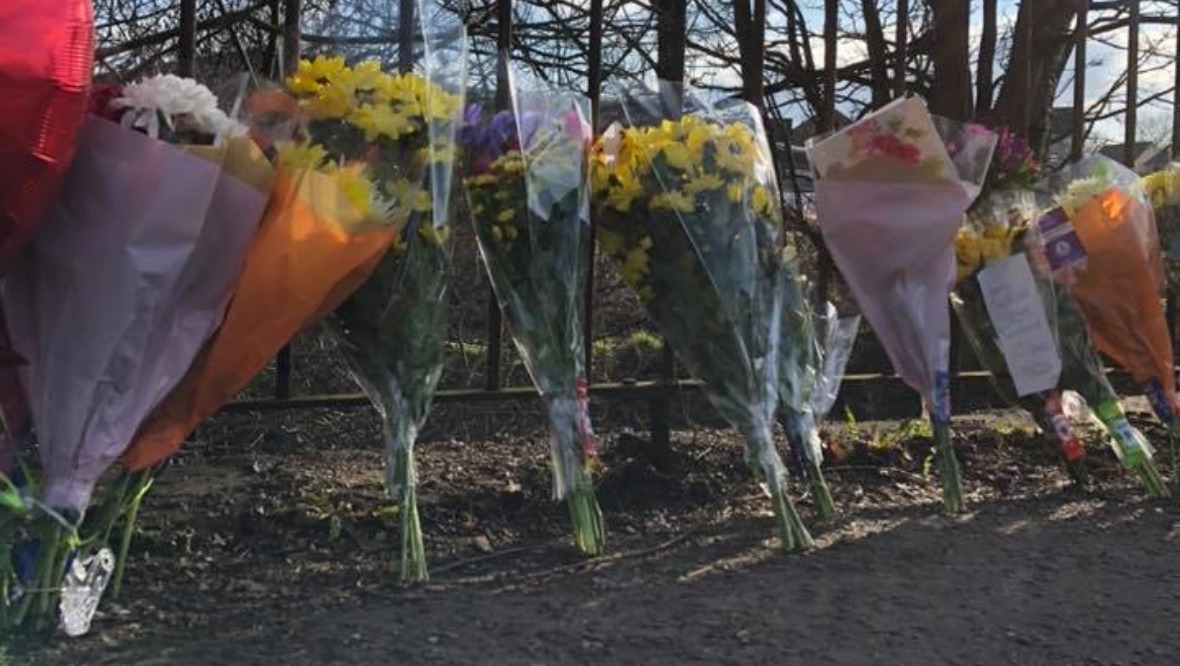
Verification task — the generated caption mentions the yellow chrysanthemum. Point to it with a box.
[1143,166,1180,210]
[304,85,353,120]
[685,122,717,156]
[605,176,643,213]
[726,182,744,203]
[417,223,451,246]
[752,186,772,216]
[978,237,1010,263]
[683,173,725,195]
[598,229,625,255]
[650,190,695,214]
[350,60,391,98]
[466,174,496,188]
[982,223,1008,240]
[287,55,347,96]
[386,178,432,225]
[349,103,416,142]
[658,142,695,172]
[620,246,649,286]
[276,142,329,171]
[336,165,395,228]
[955,231,983,280]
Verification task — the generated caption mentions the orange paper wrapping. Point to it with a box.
[1068,189,1175,398]
[122,167,397,471]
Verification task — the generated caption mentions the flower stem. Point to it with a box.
[112,471,154,599]
[770,481,813,551]
[1133,458,1170,498]
[935,422,966,514]
[567,470,605,556]
[394,446,428,584]
[807,461,837,522]
[1169,426,1179,495]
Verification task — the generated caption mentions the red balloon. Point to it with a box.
[0,0,94,274]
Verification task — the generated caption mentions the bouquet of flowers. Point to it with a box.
[778,256,859,521]
[120,66,408,476]
[1142,164,1180,288]
[953,190,1091,482]
[0,73,274,638]
[807,96,996,514]
[950,127,1095,482]
[464,92,604,555]
[1036,155,1173,494]
[592,83,811,550]
[316,12,467,583]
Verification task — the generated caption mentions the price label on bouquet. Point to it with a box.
[1036,207,1087,272]
[977,254,1062,396]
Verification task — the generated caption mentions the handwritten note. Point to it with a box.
[977,254,1062,396]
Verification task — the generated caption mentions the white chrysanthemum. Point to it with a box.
[1056,175,1109,217]
[113,74,246,138]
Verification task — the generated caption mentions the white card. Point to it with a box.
[977,254,1062,396]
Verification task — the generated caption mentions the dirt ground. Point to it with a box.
[17,399,1180,666]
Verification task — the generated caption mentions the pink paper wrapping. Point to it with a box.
[2,118,269,511]
[815,180,973,405]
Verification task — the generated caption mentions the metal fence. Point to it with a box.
[149,0,1180,437]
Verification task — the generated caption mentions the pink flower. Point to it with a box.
[869,134,921,163]
[561,110,592,148]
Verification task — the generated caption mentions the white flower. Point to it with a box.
[600,123,623,164]
[1056,175,1109,217]
[113,74,246,138]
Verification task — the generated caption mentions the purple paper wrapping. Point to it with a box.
[2,117,269,511]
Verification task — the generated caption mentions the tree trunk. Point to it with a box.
[989,0,1085,152]
[927,0,972,120]
[862,0,892,108]
[656,0,687,82]
[976,0,998,115]
[736,0,767,106]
